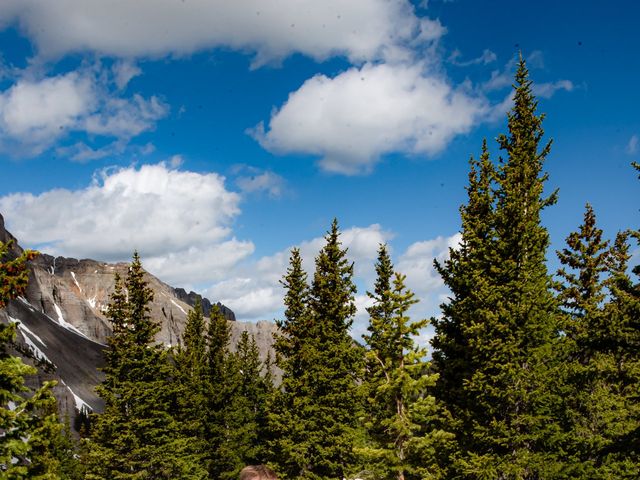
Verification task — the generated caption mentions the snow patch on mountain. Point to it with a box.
[62,381,94,413]
[70,271,82,293]
[53,302,91,340]
[9,316,54,366]
[170,299,187,315]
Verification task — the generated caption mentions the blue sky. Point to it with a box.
[0,0,638,336]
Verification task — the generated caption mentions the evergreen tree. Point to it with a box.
[0,242,68,479]
[173,300,209,469]
[431,57,563,478]
[554,204,621,478]
[432,140,495,425]
[305,219,361,479]
[175,300,208,421]
[268,248,313,479]
[85,253,206,479]
[205,304,239,480]
[361,245,450,480]
[219,331,273,479]
[598,228,640,475]
[271,221,362,480]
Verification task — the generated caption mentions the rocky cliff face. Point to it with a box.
[0,213,277,418]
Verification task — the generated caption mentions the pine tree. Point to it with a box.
[205,304,240,480]
[271,221,362,480]
[219,331,273,479]
[268,248,313,479]
[554,204,622,478]
[0,242,67,479]
[597,221,640,475]
[175,300,208,415]
[431,57,563,478]
[361,245,450,480]
[173,299,209,468]
[432,140,495,425]
[85,253,206,479]
[305,219,362,479]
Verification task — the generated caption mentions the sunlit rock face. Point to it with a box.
[0,212,277,418]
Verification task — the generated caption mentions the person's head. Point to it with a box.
[239,465,279,480]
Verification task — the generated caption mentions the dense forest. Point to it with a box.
[1,59,638,479]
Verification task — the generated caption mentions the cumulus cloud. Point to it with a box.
[0,72,95,154]
[0,68,168,157]
[0,0,442,65]
[252,62,487,174]
[0,163,252,285]
[398,233,461,296]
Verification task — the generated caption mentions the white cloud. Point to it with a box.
[398,233,461,296]
[253,62,486,174]
[112,60,142,90]
[533,80,573,99]
[0,68,168,157]
[0,0,442,65]
[0,163,251,286]
[0,72,95,154]
[55,140,155,163]
[449,48,497,66]
[627,134,638,155]
[82,94,168,138]
[234,166,286,198]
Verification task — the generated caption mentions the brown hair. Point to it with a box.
[239,465,279,480]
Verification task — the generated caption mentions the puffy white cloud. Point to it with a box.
[0,0,442,65]
[398,233,461,295]
[0,163,251,286]
[0,72,95,153]
[253,62,487,174]
[0,68,168,157]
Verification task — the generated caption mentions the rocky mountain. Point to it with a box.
[0,213,277,420]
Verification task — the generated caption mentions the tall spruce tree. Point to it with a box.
[268,248,313,479]
[0,242,67,479]
[270,221,361,480]
[205,304,243,480]
[596,163,640,476]
[432,57,563,478]
[220,330,273,478]
[361,245,450,480]
[432,140,495,424]
[174,299,208,466]
[85,253,206,479]
[304,219,361,480]
[554,204,620,478]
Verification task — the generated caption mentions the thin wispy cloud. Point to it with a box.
[627,134,638,154]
